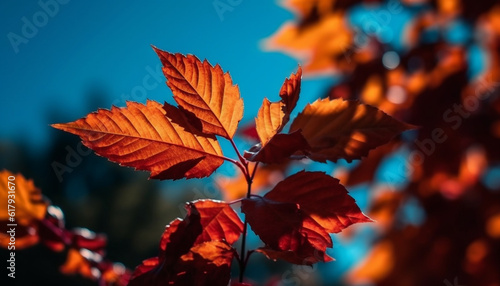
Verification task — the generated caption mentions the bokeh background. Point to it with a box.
[1,0,500,285]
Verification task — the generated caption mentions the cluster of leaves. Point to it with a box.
[50,46,413,285]
[266,0,500,285]
[0,170,130,285]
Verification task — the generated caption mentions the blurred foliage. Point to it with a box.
[263,0,500,285]
[2,0,500,285]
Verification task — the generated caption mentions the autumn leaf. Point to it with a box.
[345,240,395,284]
[241,171,371,265]
[193,200,244,244]
[129,200,242,286]
[154,47,244,139]
[255,67,302,145]
[52,100,225,180]
[246,67,308,163]
[290,98,415,162]
[244,131,310,164]
[59,249,96,280]
[0,170,48,226]
[174,241,235,285]
[265,13,353,74]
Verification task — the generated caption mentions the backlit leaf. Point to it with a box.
[290,98,415,162]
[265,14,353,74]
[129,200,241,286]
[241,196,333,265]
[154,47,244,139]
[255,67,302,145]
[193,200,244,244]
[241,171,371,265]
[244,131,310,164]
[246,68,307,163]
[265,171,373,233]
[52,100,225,180]
[0,170,48,226]
[59,249,95,280]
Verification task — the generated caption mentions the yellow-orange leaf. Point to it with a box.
[290,98,415,162]
[265,14,353,74]
[52,100,225,180]
[59,249,95,279]
[0,170,48,226]
[255,67,302,145]
[154,47,244,139]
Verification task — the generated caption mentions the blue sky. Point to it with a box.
[1,0,333,153]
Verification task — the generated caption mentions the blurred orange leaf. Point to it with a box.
[290,98,415,162]
[59,249,95,280]
[265,14,352,74]
[0,170,48,226]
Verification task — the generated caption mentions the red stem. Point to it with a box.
[225,137,259,283]
[238,162,259,283]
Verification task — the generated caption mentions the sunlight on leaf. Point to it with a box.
[52,101,224,180]
[154,47,244,139]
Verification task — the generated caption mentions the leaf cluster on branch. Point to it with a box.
[48,47,413,285]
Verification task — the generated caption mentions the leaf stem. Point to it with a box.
[239,162,258,282]
[229,137,248,167]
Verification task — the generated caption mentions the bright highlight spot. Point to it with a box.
[387,86,406,104]
[382,51,400,70]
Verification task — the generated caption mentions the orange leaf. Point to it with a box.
[193,200,244,245]
[255,67,302,145]
[129,200,242,286]
[59,249,95,280]
[52,100,225,180]
[241,171,371,265]
[0,170,48,226]
[154,47,244,139]
[265,14,353,74]
[290,98,415,162]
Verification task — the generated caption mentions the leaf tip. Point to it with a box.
[51,123,68,131]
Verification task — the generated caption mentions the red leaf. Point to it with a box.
[193,200,244,244]
[174,241,235,285]
[290,98,416,162]
[265,171,372,233]
[241,171,371,265]
[129,200,242,286]
[52,100,225,180]
[244,131,310,164]
[154,47,244,139]
[242,196,332,265]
